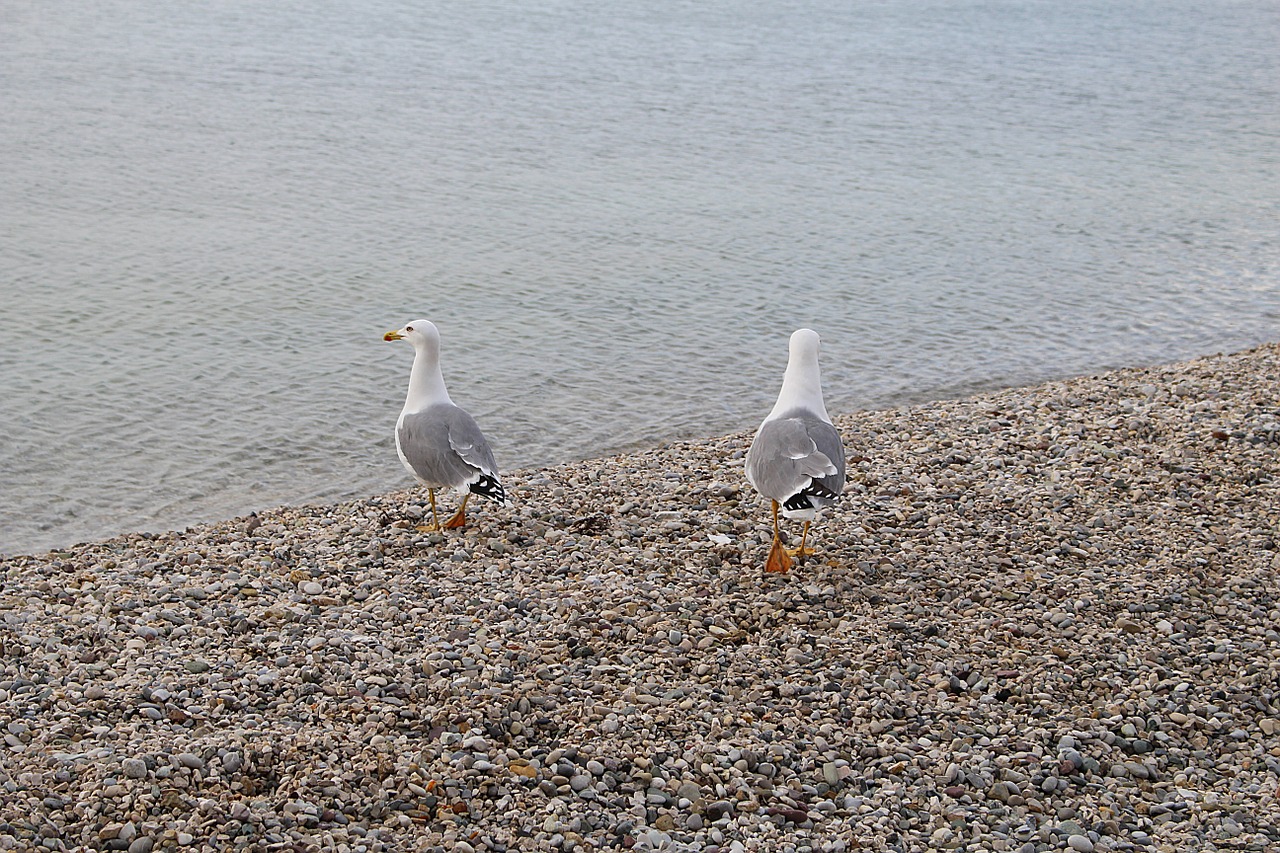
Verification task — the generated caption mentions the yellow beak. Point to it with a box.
[383,330,403,341]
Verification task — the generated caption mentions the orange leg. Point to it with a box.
[444,493,470,529]
[765,500,793,573]
[786,520,815,562]
[416,489,443,532]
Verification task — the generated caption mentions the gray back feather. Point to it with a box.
[398,404,498,489]
[745,410,846,504]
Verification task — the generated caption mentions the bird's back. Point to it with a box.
[746,410,845,509]
[396,403,497,489]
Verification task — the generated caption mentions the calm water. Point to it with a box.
[2,1,1277,555]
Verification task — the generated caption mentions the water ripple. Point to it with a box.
[1,0,1277,554]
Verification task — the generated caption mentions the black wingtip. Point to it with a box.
[470,473,506,504]
[782,481,840,512]
[782,492,814,512]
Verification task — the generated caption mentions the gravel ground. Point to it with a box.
[3,344,1279,853]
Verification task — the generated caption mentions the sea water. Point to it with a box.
[2,0,1277,554]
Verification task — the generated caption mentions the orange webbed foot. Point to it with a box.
[765,537,793,573]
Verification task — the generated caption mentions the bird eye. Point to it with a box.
[405,325,414,331]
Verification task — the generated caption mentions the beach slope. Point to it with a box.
[2,345,1279,852]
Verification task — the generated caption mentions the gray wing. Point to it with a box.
[745,412,845,505]
[397,403,499,489]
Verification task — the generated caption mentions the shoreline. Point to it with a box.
[2,344,1279,852]
[10,343,1273,563]
[5,342,1271,562]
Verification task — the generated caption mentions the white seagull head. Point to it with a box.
[789,328,822,362]
[384,319,441,355]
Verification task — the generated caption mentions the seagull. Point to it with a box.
[744,328,846,573]
[384,319,506,531]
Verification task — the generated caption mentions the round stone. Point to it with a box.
[1067,835,1095,853]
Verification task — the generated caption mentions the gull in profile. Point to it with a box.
[384,319,506,531]
[744,328,846,573]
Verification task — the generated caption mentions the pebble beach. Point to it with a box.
[3,344,1279,853]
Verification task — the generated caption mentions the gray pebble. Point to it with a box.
[176,752,205,770]
[1068,835,1095,853]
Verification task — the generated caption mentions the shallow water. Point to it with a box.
[2,0,1277,555]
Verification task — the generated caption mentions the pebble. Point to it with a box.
[2,344,1278,852]
[176,752,205,770]
[221,751,243,773]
